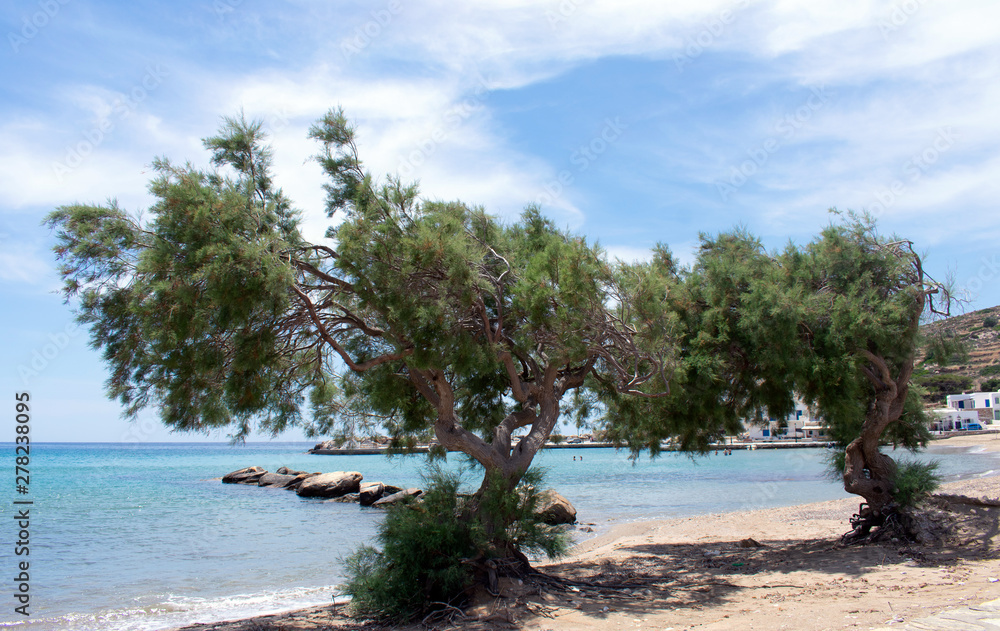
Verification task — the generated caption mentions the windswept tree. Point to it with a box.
[783,215,952,538]
[600,218,953,539]
[47,110,679,558]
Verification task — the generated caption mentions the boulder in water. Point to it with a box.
[296,471,363,498]
[222,466,267,485]
[536,490,577,525]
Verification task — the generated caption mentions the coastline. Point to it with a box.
[173,433,1000,631]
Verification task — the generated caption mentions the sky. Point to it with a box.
[2,0,999,442]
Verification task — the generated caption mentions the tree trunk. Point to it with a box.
[840,350,916,545]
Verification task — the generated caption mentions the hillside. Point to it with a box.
[916,304,1000,402]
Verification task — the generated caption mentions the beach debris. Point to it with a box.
[296,471,363,498]
[703,548,722,557]
[738,537,764,548]
[989,577,999,583]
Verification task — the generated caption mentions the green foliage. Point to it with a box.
[914,373,974,404]
[45,116,304,439]
[601,230,802,456]
[342,471,478,621]
[980,364,1000,377]
[341,468,567,622]
[922,332,969,367]
[981,377,1000,392]
[983,316,997,328]
[825,448,847,481]
[892,459,941,509]
[479,468,570,559]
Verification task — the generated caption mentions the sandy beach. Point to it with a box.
[176,433,1000,631]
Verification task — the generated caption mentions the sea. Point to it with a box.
[1,440,998,631]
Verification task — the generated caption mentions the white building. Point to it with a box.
[945,391,1000,424]
[930,408,982,432]
[744,400,823,441]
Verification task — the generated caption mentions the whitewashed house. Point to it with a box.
[944,391,999,425]
[930,408,982,432]
[744,399,824,441]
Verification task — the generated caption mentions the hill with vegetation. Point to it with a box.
[915,305,1000,404]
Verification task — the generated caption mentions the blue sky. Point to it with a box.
[3,0,999,442]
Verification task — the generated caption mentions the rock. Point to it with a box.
[276,467,308,476]
[382,484,403,495]
[284,472,320,491]
[372,488,423,507]
[257,472,298,488]
[536,490,577,525]
[738,537,763,548]
[222,466,267,485]
[359,482,386,506]
[310,440,339,452]
[296,471,363,498]
[331,493,360,503]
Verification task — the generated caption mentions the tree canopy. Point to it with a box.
[47,109,949,547]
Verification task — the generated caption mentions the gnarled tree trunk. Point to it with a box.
[842,349,912,539]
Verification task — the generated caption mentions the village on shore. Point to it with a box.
[308,388,1000,456]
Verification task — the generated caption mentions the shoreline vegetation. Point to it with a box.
[174,433,1000,631]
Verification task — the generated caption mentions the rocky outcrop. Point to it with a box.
[220,467,578,524]
[310,441,339,452]
[372,488,423,507]
[296,471,364,498]
[536,490,577,525]
[222,466,267,485]
[257,472,299,488]
[284,472,319,491]
[276,466,309,476]
[359,482,386,506]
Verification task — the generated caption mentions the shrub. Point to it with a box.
[892,459,941,509]
[914,373,973,403]
[341,467,569,622]
[981,377,1000,392]
[478,468,571,560]
[983,316,997,329]
[981,364,1000,377]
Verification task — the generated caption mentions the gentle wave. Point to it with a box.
[0,585,344,631]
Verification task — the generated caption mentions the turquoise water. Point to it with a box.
[1,441,997,630]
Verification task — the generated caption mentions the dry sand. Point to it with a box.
[176,433,1000,631]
